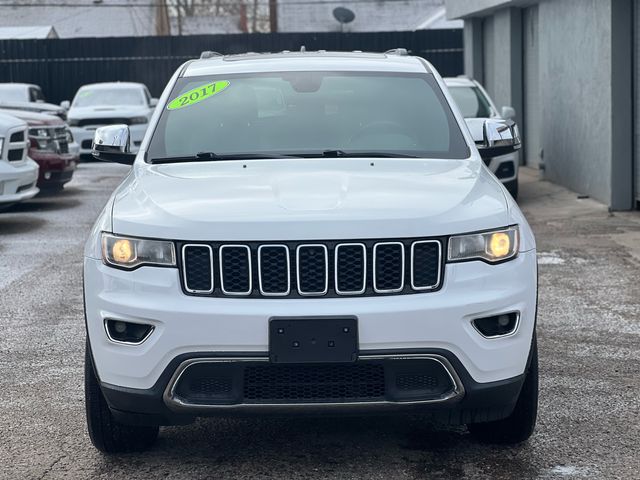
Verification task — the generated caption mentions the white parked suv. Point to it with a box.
[84,50,538,453]
[0,112,39,209]
[444,77,520,199]
[64,82,157,160]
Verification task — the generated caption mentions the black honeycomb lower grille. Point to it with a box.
[180,238,443,298]
[244,363,385,402]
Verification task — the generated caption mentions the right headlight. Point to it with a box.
[101,233,176,270]
[448,226,519,263]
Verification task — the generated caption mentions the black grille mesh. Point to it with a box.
[396,374,439,391]
[220,246,251,293]
[412,242,440,288]
[336,244,366,293]
[244,363,385,402]
[259,246,289,294]
[9,131,24,142]
[297,246,327,294]
[374,243,404,291]
[183,246,212,292]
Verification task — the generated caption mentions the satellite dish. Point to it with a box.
[333,7,355,25]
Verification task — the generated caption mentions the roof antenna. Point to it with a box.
[300,45,306,53]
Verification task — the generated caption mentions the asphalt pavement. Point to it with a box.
[0,164,638,479]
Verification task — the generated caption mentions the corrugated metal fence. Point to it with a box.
[0,30,462,104]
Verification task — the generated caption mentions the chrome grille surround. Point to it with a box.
[372,241,405,294]
[257,244,291,296]
[334,243,367,295]
[295,244,329,296]
[219,244,253,296]
[410,240,442,291]
[182,244,214,294]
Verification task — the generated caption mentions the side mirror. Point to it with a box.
[60,100,70,110]
[466,118,521,159]
[149,98,159,108]
[91,125,136,165]
[501,105,516,120]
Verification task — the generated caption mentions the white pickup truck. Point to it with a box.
[0,112,39,209]
[83,50,538,453]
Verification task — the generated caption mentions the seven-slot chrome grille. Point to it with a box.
[180,239,442,298]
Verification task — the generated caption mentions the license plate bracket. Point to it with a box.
[269,317,358,364]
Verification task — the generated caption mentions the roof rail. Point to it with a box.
[200,51,222,59]
[385,48,408,56]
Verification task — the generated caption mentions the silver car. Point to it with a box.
[445,77,520,199]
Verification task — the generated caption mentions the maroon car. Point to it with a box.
[0,109,78,191]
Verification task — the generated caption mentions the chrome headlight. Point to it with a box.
[448,226,519,263]
[101,233,176,269]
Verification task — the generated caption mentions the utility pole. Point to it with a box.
[269,0,277,33]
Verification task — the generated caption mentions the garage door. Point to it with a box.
[522,5,541,169]
[635,0,640,206]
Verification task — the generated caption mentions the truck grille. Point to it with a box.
[180,238,442,298]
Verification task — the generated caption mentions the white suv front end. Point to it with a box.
[0,113,39,208]
[83,51,538,453]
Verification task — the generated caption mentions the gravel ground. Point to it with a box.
[0,164,638,479]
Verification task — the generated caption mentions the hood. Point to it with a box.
[0,107,64,126]
[0,111,27,130]
[111,158,509,241]
[0,101,63,115]
[68,105,148,120]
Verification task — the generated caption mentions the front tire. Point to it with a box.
[85,342,159,453]
[468,335,538,444]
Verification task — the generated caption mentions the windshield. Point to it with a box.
[0,85,28,103]
[73,88,145,107]
[147,72,469,160]
[448,86,494,118]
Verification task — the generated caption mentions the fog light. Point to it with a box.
[44,172,52,180]
[472,312,519,338]
[104,319,154,344]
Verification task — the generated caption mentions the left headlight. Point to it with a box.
[101,233,176,269]
[448,226,519,263]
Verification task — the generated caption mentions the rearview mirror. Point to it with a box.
[465,118,521,159]
[501,106,516,120]
[60,100,70,110]
[91,125,136,165]
[149,98,159,107]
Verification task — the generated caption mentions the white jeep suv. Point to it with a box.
[83,50,538,453]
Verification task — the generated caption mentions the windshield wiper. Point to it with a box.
[149,152,301,164]
[313,150,419,158]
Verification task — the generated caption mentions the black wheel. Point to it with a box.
[504,178,519,200]
[468,335,538,444]
[85,342,159,453]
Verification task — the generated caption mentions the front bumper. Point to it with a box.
[96,348,527,427]
[30,150,77,188]
[0,158,39,204]
[84,249,537,391]
[486,151,519,183]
